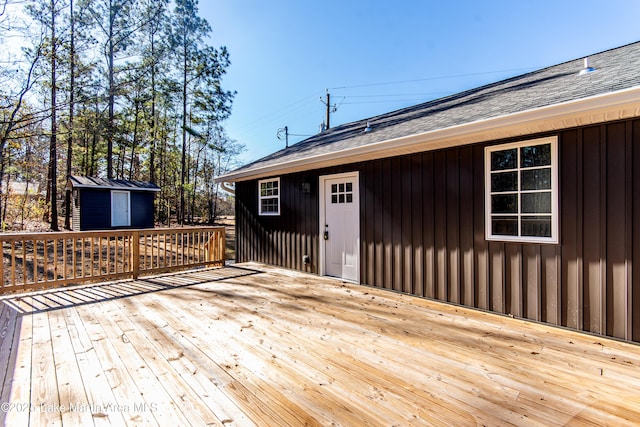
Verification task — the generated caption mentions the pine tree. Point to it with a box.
[171,0,233,224]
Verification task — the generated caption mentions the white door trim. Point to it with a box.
[319,171,360,282]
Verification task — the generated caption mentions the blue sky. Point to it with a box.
[201,1,640,164]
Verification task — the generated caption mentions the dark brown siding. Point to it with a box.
[235,117,640,343]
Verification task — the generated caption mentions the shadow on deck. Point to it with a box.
[0,266,260,315]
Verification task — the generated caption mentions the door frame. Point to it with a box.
[111,190,131,227]
[319,171,360,282]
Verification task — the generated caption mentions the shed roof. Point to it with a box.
[218,41,640,183]
[67,176,161,192]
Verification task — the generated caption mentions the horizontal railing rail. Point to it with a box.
[0,227,226,294]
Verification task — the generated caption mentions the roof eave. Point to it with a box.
[216,86,640,183]
[67,180,161,192]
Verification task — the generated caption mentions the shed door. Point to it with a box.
[111,191,131,227]
[320,172,359,282]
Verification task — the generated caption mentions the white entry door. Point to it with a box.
[320,172,359,282]
[111,190,131,227]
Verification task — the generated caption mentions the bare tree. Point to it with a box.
[0,44,43,228]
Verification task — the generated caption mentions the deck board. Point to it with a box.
[1,262,640,426]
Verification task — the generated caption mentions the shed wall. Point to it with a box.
[78,189,111,230]
[235,117,640,342]
[75,189,156,230]
[131,192,155,228]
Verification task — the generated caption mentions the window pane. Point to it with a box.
[521,216,552,237]
[520,144,551,168]
[261,198,278,213]
[521,192,551,213]
[339,194,345,203]
[491,194,517,213]
[331,184,337,193]
[491,171,517,192]
[346,182,352,192]
[346,193,353,203]
[521,168,551,190]
[339,183,345,192]
[492,216,518,236]
[491,148,517,171]
[331,195,337,204]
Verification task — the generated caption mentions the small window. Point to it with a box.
[485,136,558,243]
[330,181,353,204]
[258,177,280,215]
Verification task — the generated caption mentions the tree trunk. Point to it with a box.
[3,171,11,227]
[179,44,188,225]
[129,98,140,180]
[49,0,59,231]
[106,0,115,179]
[149,32,157,184]
[64,0,75,229]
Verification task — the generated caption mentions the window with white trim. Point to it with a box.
[485,136,558,243]
[258,177,280,215]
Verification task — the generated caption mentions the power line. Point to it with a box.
[342,99,437,105]
[232,90,323,138]
[329,67,539,90]
[340,92,450,98]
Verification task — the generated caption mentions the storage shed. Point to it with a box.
[217,41,640,344]
[67,176,160,231]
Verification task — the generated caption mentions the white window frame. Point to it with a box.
[111,190,131,227]
[258,177,280,216]
[485,136,559,244]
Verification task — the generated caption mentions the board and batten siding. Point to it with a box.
[130,192,155,228]
[235,117,640,343]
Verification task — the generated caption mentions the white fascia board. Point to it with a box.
[216,85,640,183]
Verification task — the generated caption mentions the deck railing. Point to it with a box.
[0,226,226,294]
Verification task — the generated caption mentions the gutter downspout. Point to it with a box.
[220,182,235,195]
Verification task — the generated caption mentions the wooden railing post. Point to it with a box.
[132,230,140,279]
[220,229,226,264]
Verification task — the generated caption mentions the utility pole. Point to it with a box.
[320,89,337,130]
[325,91,330,129]
[277,126,289,148]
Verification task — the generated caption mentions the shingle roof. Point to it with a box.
[220,41,640,182]
[67,176,161,192]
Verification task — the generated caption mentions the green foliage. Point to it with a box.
[0,0,242,230]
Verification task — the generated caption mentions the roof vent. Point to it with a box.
[579,57,596,75]
[364,121,372,133]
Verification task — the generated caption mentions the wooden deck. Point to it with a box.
[1,263,639,426]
